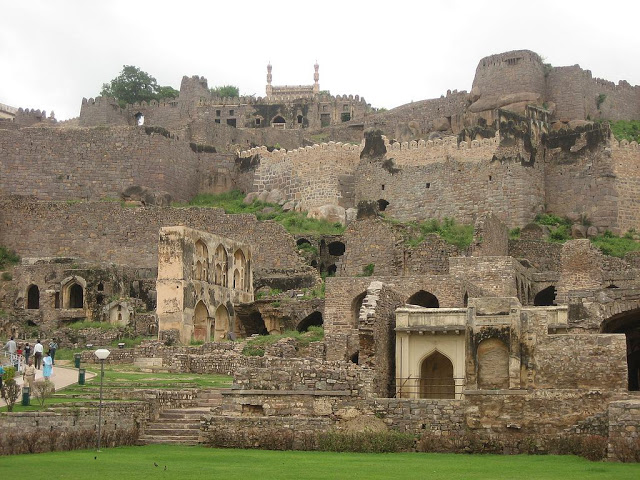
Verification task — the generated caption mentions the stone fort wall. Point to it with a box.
[0,126,208,202]
[240,142,362,209]
[0,197,306,273]
[472,50,547,98]
[355,136,544,228]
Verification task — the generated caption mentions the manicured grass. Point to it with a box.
[0,445,639,479]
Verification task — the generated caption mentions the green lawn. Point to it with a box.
[0,445,638,479]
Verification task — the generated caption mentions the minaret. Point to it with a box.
[266,62,273,97]
[313,61,319,94]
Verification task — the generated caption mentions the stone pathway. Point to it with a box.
[0,361,96,408]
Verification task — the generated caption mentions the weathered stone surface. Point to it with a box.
[307,204,346,225]
[433,116,450,131]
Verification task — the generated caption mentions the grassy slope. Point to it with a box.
[0,445,639,479]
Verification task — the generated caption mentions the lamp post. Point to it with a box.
[94,348,110,452]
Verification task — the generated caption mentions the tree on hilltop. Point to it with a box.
[100,65,178,107]
[210,85,240,98]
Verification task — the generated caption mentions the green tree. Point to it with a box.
[210,85,240,98]
[100,66,178,107]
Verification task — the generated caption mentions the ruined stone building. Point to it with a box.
[1,50,640,455]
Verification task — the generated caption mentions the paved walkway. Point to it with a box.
[1,361,96,408]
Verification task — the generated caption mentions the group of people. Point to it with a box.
[2,337,58,390]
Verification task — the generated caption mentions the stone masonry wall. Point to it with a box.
[472,51,546,99]
[611,140,640,233]
[239,141,361,210]
[449,257,518,297]
[0,126,204,202]
[608,400,640,461]
[471,214,509,257]
[0,197,306,273]
[355,137,544,228]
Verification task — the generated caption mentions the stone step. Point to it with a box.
[145,422,201,430]
[145,428,201,437]
[137,436,199,446]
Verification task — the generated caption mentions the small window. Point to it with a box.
[343,104,349,112]
[322,105,328,112]
[216,110,221,117]
[226,118,236,127]
[381,184,385,190]
[297,115,303,124]
[426,183,430,189]
[489,175,492,181]
[341,112,351,122]
[255,118,261,126]
[215,119,220,124]
[229,109,234,116]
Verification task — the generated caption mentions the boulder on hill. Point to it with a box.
[469,92,542,113]
[307,204,346,226]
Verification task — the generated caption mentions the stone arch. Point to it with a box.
[214,304,230,341]
[242,311,268,336]
[214,244,228,287]
[135,112,144,126]
[601,308,640,391]
[297,238,312,248]
[477,338,509,389]
[271,115,286,128]
[193,301,210,342]
[534,286,556,306]
[327,241,345,256]
[61,277,86,309]
[194,239,209,281]
[351,291,367,328]
[26,284,39,309]
[297,311,323,332]
[233,249,247,290]
[419,350,455,399]
[407,290,439,308]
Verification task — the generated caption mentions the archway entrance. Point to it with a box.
[27,285,40,309]
[68,284,84,309]
[297,311,323,332]
[193,301,210,342]
[602,309,640,391]
[407,290,439,308]
[420,351,455,399]
[214,305,230,341]
[534,286,556,306]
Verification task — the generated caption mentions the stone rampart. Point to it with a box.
[472,50,546,98]
[0,197,305,273]
[611,139,640,233]
[0,126,205,202]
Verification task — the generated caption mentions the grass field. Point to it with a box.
[0,445,638,479]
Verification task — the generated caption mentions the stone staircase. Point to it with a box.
[137,389,224,445]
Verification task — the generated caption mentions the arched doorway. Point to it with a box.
[297,311,323,332]
[27,285,40,309]
[602,309,640,391]
[69,284,83,308]
[407,290,439,308]
[477,338,509,389]
[420,351,455,399]
[534,286,556,306]
[271,115,286,129]
[214,305,230,341]
[352,291,367,327]
[193,301,210,342]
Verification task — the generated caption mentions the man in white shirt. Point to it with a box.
[33,339,44,370]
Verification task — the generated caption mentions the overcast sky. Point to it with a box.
[1,1,639,120]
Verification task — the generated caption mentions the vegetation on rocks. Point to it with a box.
[610,120,640,143]
[388,217,473,249]
[241,326,324,357]
[179,190,345,235]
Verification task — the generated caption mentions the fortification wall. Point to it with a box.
[547,66,640,122]
[544,130,619,230]
[0,126,203,202]
[365,91,470,137]
[355,136,544,228]
[472,50,546,98]
[611,139,640,233]
[0,198,306,273]
[241,141,362,209]
[79,96,129,127]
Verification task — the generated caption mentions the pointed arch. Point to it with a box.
[214,304,230,341]
[193,301,210,342]
[407,290,439,308]
[534,286,556,306]
[215,244,228,287]
[419,350,455,399]
[351,291,367,328]
[61,277,86,309]
[26,284,40,309]
[297,311,323,332]
[233,249,247,291]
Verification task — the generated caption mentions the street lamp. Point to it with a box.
[94,348,110,452]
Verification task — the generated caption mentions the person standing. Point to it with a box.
[48,339,58,365]
[3,336,17,368]
[22,359,36,391]
[42,351,53,381]
[33,339,43,370]
[23,342,31,364]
